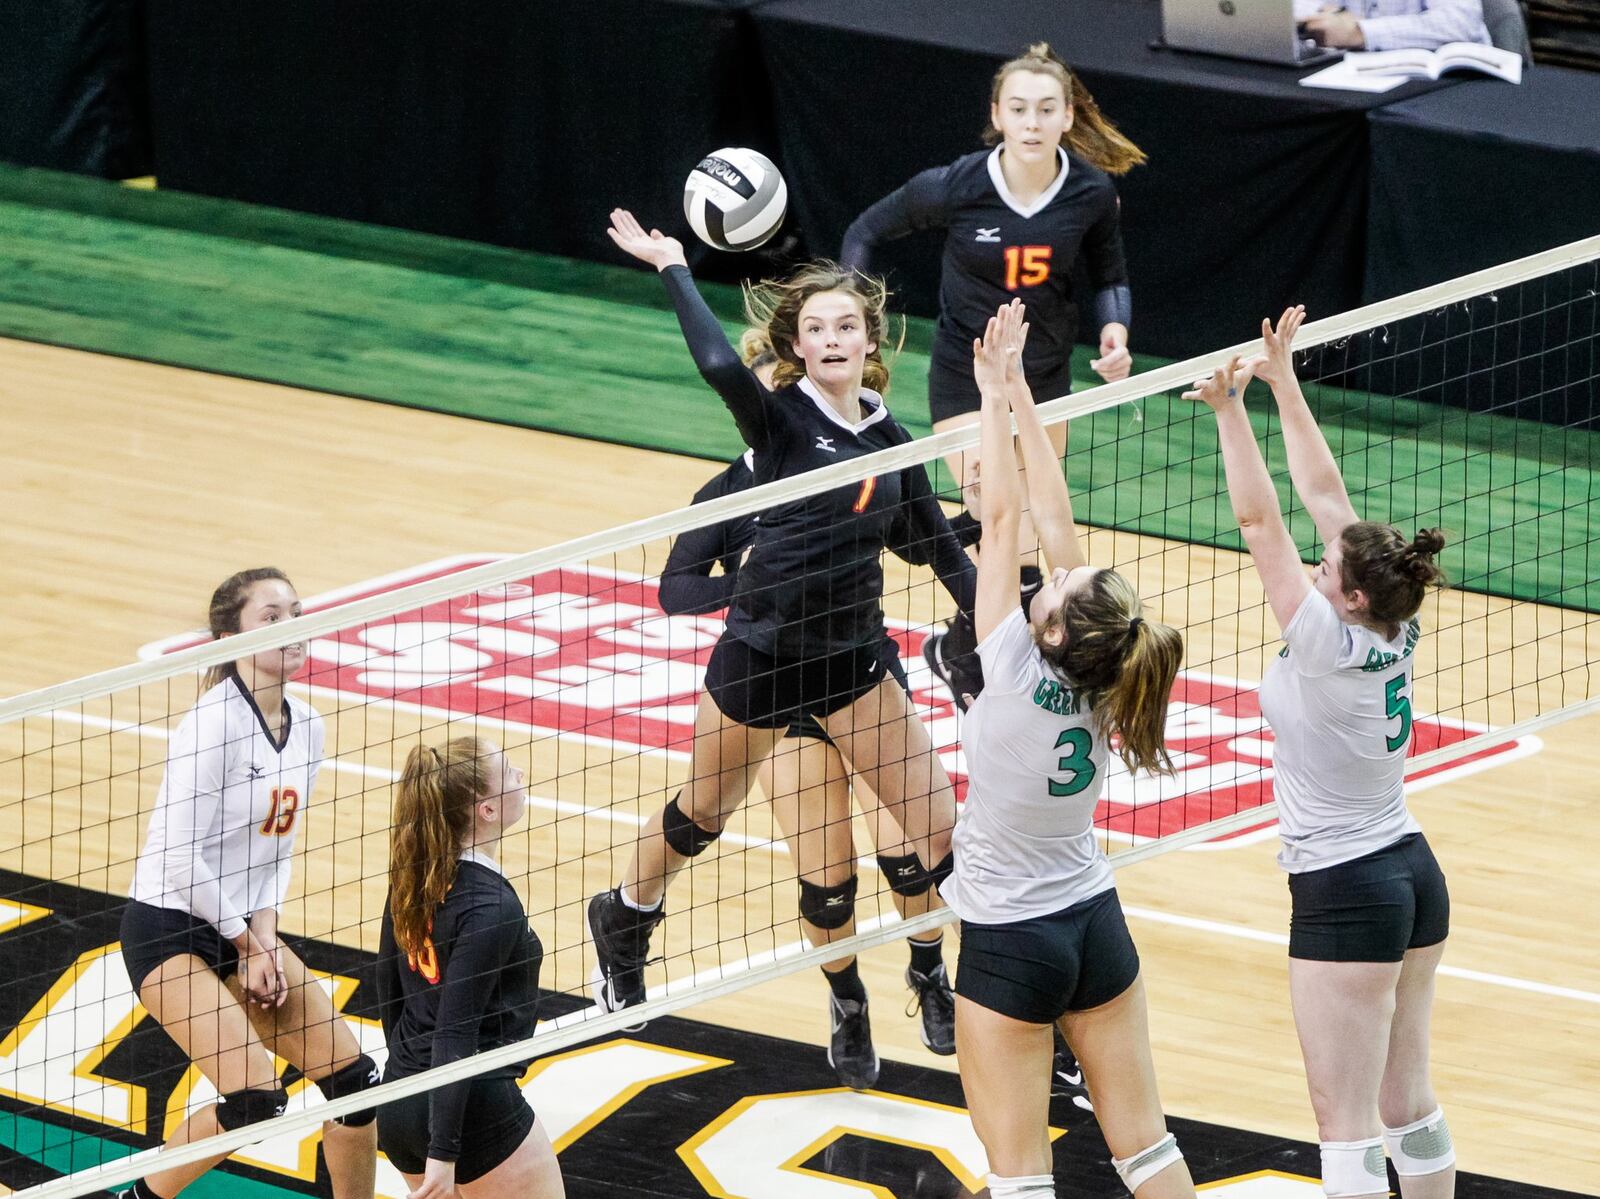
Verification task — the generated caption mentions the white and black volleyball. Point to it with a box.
[683,147,787,251]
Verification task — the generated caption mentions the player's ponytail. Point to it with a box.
[1338,522,1448,628]
[1036,568,1180,777]
[738,327,779,373]
[389,737,493,956]
[743,261,903,394]
[200,567,292,693]
[986,43,1147,177]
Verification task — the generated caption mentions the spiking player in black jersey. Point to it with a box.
[589,209,975,1087]
[658,332,955,1086]
[842,42,1145,743]
[376,738,565,1199]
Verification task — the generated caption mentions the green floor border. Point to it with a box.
[1,164,1595,611]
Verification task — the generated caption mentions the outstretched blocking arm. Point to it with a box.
[607,208,774,452]
[1007,348,1087,573]
[1184,357,1311,631]
[973,303,1028,642]
[1253,306,1358,548]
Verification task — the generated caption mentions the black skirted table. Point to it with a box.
[1365,65,1600,301]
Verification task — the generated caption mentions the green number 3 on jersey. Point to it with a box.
[1049,728,1096,797]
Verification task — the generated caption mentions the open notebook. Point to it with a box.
[1301,42,1523,91]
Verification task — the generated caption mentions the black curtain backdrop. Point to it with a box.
[20,0,1599,389]
[0,0,149,177]
[142,0,768,269]
[1356,70,1600,427]
[1365,69,1600,302]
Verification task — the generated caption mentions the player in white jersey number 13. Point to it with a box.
[120,569,379,1199]
[944,301,1194,1199]
[1187,309,1454,1199]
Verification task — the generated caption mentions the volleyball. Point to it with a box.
[683,147,788,251]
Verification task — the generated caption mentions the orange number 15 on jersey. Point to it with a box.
[1003,245,1052,290]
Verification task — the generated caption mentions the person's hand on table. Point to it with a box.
[1302,6,1366,48]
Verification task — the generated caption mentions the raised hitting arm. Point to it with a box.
[607,208,774,452]
[1183,356,1311,631]
[1251,306,1359,550]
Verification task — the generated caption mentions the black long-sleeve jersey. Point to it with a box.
[659,452,955,619]
[659,452,757,617]
[841,147,1131,381]
[661,265,975,658]
[375,859,542,1163]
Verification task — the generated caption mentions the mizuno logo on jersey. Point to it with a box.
[975,227,1001,242]
[246,763,266,780]
[815,437,836,453]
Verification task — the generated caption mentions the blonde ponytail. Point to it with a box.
[1035,569,1181,777]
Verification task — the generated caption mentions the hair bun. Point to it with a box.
[1411,527,1446,557]
[1400,527,1446,582]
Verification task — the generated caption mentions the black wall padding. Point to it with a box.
[0,0,150,178]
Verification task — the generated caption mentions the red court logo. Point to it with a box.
[142,555,1538,845]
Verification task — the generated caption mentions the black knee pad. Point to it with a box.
[877,852,933,897]
[798,875,859,930]
[927,851,954,889]
[662,794,723,858]
[215,1086,289,1130]
[314,1053,381,1127]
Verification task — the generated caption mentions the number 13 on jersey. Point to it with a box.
[1003,245,1052,290]
[259,787,299,836]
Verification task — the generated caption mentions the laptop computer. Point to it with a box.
[1159,0,1343,66]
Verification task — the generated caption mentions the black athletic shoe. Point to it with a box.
[827,995,880,1090]
[922,629,983,712]
[905,963,956,1055]
[1051,1030,1094,1112]
[588,888,659,1026]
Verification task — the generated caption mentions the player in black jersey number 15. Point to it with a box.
[844,43,1146,717]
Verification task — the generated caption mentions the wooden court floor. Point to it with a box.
[1,338,1597,1193]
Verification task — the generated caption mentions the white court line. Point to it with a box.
[46,711,1597,1007]
[1122,905,1600,1006]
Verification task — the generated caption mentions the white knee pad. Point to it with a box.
[1384,1107,1455,1177]
[1113,1132,1184,1194]
[985,1174,1055,1198]
[1320,1137,1388,1197]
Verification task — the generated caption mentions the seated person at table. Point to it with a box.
[1295,0,1490,49]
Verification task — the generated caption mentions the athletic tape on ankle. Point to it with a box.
[1113,1132,1182,1193]
[985,1173,1056,1198]
[1319,1137,1387,1197]
[1383,1107,1454,1177]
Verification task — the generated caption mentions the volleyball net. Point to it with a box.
[1,234,1597,1199]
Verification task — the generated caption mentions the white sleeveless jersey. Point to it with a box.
[1258,589,1422,873]
[131,672,324,940]
[941,608,1115,924]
